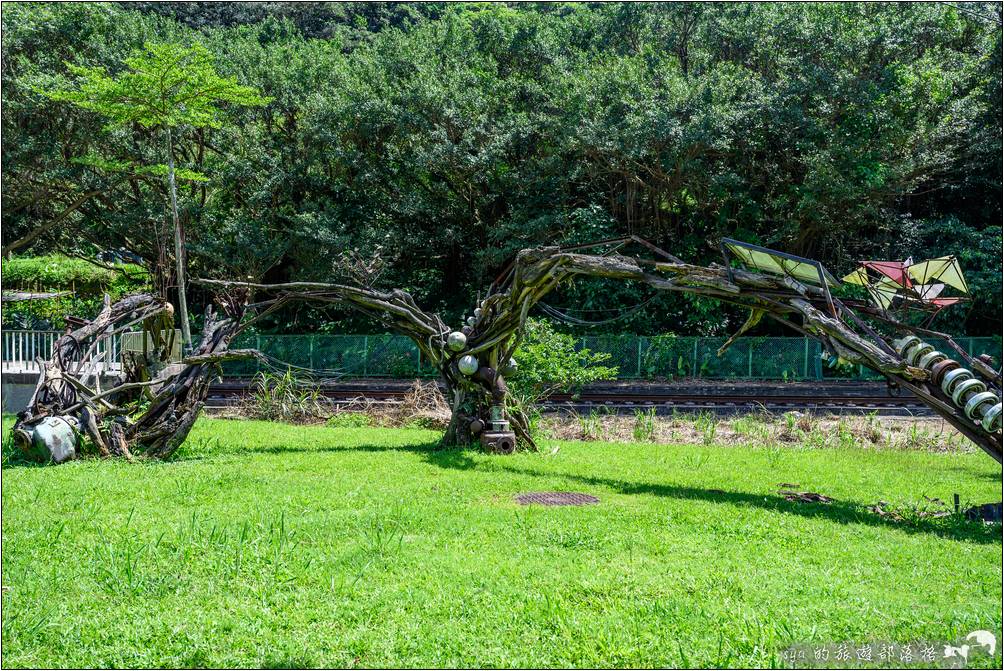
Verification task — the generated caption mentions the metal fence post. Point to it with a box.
[363,335,368,377]
[309,335,315,371]
[803,337,809,379]
[692,339,698,379]
[636,337,642,378]
[747,340,753,378]
[256,334,262,374]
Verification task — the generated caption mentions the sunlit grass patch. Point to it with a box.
[2,417,1000,668]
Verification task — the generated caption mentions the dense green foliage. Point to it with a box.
[508,317,618,440]
[2,416,1000,667]
[1,254,148,328]
[43,42,270,132]
[510,318,618,397]
[2,3,1001,334]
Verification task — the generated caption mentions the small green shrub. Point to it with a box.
[508,318,618,402]
[632,408,657,442]
[577,410,604,441]
[244,369,327,422]
[507,318,618,447]
[695,411,718,445]
[326,412,372,428]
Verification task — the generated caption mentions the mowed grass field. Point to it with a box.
[2,417,1001,668]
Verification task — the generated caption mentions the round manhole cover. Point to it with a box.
[515,492,599,506]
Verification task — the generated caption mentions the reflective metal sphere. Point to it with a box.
[447,331,467,352]
[502,357,517,374]
[458,354,479,376]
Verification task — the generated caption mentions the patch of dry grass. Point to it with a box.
[540,410,978,455]
[333,380,451,430]
[222,382,976,456]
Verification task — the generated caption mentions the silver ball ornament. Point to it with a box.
[502,357,517,374]
[458,354,479,376]
[447,331,467,352]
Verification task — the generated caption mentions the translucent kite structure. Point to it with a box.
[721,238,841,316]
[841,256,970,325]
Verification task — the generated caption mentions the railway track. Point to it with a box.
[207,380,932,416]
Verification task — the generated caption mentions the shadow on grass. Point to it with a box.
[171,438,442,461]
[148,436,1004,545]
[421,449,1003,545]
[5,423,999,546]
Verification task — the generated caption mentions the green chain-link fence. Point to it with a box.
[4,330,999,381]
[219,333,1002,381]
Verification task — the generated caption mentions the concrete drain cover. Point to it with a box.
[515,492,599,506]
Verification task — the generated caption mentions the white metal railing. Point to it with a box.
[2,330,61,368]
[1,329,121,373]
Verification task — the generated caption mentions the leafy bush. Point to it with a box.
[1,254,149,329]
[507,318,618,443]
[509,318,618,400]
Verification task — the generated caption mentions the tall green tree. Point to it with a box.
[5,3,1000,336]
[43,41,269,346]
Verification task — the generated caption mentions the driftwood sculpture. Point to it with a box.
[12,237,1003,464]
[11,290,255,461]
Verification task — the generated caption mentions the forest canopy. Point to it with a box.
[2,2,1001,335]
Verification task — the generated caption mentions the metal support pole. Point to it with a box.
[637,337,642,378]
[803,337,809,379]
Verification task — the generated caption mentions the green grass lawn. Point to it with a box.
[2,417,1001,668]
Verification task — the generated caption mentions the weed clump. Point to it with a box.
[242,370,328,423]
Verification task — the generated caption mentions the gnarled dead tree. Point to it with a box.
[11,289,256,461]
[12,237,1002,463]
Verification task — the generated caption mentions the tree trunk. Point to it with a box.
[166,126,192,349]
